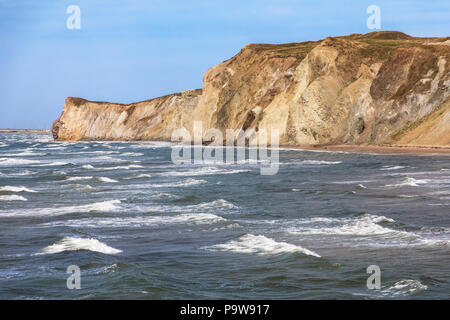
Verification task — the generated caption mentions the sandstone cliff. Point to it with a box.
[53,31,450,146]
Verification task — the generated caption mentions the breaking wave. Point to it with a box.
[381,279,428,297]
[0,195,27,201]
[0,186,37,193]
[202,234,320,257]
[42,213,227,228]
[38,237,122,255]
[0,158,40,166]
[385,177,428,187]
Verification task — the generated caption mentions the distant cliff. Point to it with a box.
[53,31,450,146]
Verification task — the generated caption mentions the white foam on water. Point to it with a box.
[3,149,46,156]
[95,164,144,170]
[42,161,69,167]
[123,173,151,180]
[66,176,94,181]
[381,280,428,297]
[163,167,250,177]
[98,177,118,183]
[0,158,40,166]
[120,152,144,157]
[385,177,428,187]
[0,199,122,217]
[42,213,227,228]
[38,237,122,255]
[82,164,95,169]
[151,178,207,187]
[291,188,301,192]
[380,165,408,171]
[0,186,37,193]
[295,160,342,165]
[288,214,413,238]
[71,184,94,190]
[187,199,237,210]
[357,184,367,189]
[12,170,36,176]
[202,234,321,257]
[0,195,27,201]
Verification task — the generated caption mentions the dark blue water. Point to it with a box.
[0,134,449,299]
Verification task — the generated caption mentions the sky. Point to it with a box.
[0,0,449,128]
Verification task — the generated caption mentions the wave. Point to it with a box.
[65,176,118,183]
[120,152,144,157]
[66,176,94,181]
[0,186,37,193]
[0,158,40,166]
[163,167,250,177]
[380,165,408,171]
[151,178,207,187]
[187,199,237,210]
[0,195,27,201]
[42,161,69,166]
[123,173,151,180]
[82,164,95,169]
[98,177,118,183]
[202,234,320,257]
[381,280,428,297]
[295,160,342,165]
[70,184,94,190]
[287,214,414,238]
[42,213,227,228]
[385,177,428,187]
[38,237,122,255]
[93,164,144,171]
[1,200,122,217]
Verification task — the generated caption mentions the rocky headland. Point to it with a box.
[52,31,450,150]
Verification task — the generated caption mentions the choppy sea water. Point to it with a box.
[0,133,449,299]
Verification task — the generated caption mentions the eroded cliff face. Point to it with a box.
[53,31,450,146]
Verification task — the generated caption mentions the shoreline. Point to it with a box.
[281,144,450,155]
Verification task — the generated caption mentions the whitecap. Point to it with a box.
[380,166,407,171]
[187,199,237,210]
[0,200,121,217]
[0,195,27,201]
[202,234,320,257]
[296,160,342,165]
[42,161,69,167]
[0,186,37,193]
[123,173,151,180]
[163,167,249,177]
[385,177,428,187]
[0,158,40,166]
[381,280,428,296]
[98,177,118,183]
[151,178,207,187]
[38,237,122,255]
[42,213,227,228]
[95,164,144,170]
[66,176,94,181]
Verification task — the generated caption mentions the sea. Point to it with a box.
[0,133,449,299]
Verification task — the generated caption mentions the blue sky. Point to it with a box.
[0,0,449,128]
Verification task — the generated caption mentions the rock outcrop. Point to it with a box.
[53,31,450,146]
